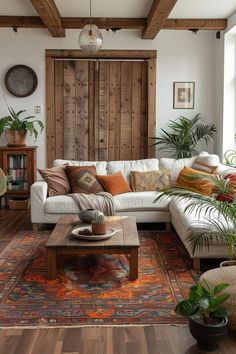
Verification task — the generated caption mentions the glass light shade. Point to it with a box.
[79,24,103,52]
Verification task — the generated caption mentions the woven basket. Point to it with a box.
[201,266,236,331]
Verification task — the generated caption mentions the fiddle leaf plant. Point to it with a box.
[0,106,44,141]
[176,280,230,325]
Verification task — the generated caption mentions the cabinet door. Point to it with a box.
[5,151,29,193]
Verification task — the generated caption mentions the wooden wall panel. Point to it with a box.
[98,62,109,161]
[120,62,132,160]
[88,62,95,161]
[76,61,89,160]
[46,57,55,167]
[132,61,142,160]
[54,61,64,160]
[63,61,76,160]
[109,62,121,161]
[46,52,156,165]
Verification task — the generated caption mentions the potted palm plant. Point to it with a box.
[0,105,44,146]
[154,174,236,265]
[176,280,230,351]
[152,114,217,158]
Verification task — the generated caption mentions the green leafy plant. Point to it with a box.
[224,134,236,167]
[152,114,217,158]
[154,174,236,260]
[176,280,230,325]
[0,106,44,141]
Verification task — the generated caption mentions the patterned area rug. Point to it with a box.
[0,230,198,327]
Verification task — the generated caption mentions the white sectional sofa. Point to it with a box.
[31,152,236,269]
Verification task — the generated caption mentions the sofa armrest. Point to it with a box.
[31,181,48,223]
[217,163,236,175]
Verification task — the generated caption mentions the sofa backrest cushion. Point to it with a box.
[160,157,196,182]
[160,152,220,182]
[53,159,107,175]
[106,159,159,185]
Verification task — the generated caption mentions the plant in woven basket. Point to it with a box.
[154,174,236,262]
[151,114,217,158]
[176,280,230,351]
[92,211,107,235]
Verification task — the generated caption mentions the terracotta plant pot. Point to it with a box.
[5,130,27,147]
[92,223,107,235]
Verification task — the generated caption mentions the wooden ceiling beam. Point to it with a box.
[164,18,227,30]
[61,17,146,30]
[0,16,44,28]
[143,0,177,39]
[30,0,65,37]
[0,16,227,32]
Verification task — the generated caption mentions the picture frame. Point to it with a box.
[173,82,195,109]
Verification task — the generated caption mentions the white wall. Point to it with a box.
[0,28,216,168]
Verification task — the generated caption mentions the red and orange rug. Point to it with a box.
[0,230,198,327]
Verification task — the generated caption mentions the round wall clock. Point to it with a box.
[5,65,38,97]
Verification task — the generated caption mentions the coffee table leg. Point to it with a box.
[130,248,138,280]
[47,249,57,279]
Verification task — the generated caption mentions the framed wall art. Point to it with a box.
[173,82,195,109]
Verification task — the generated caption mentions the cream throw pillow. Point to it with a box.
[130,169,171,192]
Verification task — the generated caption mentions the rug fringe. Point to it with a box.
[0,323,188,329]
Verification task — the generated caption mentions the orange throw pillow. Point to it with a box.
[176,166,214,196]
[96,172,131,196]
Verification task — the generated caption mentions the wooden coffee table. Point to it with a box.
[45,215,140,280]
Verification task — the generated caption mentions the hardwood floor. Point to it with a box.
[0,209,235,354]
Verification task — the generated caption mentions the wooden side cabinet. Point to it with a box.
[0,146,37,205]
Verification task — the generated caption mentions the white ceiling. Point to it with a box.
[0,0,37,16]
[0,0,235,19]
[55,0,153,18]
[169,0,236,19]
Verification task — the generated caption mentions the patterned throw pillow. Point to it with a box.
[130,169,171,192]
[66,166,104,194]
[192,160,217,174]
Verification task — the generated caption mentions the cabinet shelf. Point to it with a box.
[0,146,37,200]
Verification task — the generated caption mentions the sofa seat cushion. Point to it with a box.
[169,198,231,248]
[45,192,170,214]
[45,195,79,214]
[114,192,170,211]
[107,159,159,185]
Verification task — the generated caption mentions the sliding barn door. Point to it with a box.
[47,58,155,166]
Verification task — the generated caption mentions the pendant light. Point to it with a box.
[78,0,103,53]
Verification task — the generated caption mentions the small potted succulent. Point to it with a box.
[0,105,44,146]
[176,280,230,351]
[92,211,107,235]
